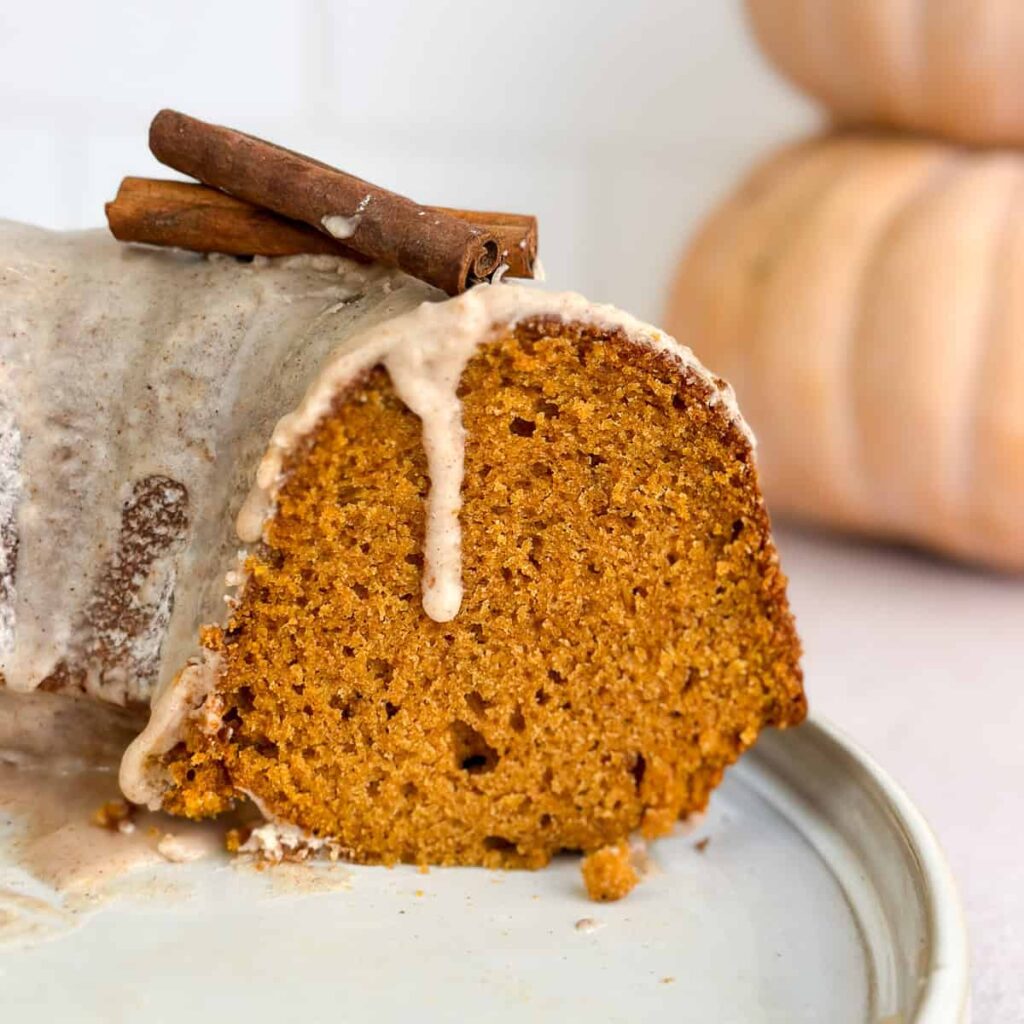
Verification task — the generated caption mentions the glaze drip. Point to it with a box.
[382,335,470,622]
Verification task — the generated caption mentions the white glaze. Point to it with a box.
[0,221,437,705]
[383,337,469,622]
[322,195,373,241]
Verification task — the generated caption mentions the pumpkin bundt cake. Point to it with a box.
[1,221,804,880]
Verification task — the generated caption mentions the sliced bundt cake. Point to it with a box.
[0,222,803,873]
[120,286,805,870]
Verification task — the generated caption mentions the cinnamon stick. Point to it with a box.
[149,109,499,294]
[435,207,538,279]
[105,177,363,261]
[105,178,538,279]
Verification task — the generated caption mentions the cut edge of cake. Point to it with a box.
[118,283,803,876]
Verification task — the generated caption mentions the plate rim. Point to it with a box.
[797,716,971,1023]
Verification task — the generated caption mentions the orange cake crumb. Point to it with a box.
[581,843,639,902]
[92,799,134,831]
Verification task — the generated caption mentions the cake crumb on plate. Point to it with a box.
[581,843,639,902]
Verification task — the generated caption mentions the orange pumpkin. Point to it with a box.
[667,133,1024,571]
[746,0,1024,145]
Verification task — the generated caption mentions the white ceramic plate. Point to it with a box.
[0,718,968,1023]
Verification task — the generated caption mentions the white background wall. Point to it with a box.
[0,0,815,322]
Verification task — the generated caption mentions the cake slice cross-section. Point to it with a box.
[120,283,805,869]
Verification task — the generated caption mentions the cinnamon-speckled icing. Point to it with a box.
[0,221,436,708]
[0,221,750,811]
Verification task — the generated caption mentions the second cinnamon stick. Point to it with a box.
[149,109,500,294]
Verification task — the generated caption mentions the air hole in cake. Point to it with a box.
[586,453,606,467]
[404,552,424,568]
[351,582,369,600]
[672,393,687,412]
[385,702,400,719]
[366,780,380,798]
[329,694,356,720]
[342,645,355,658]
[630,753,647,790]
[731,519,744,541]
[451,720,499,774]
[535,399,560,418]
[235,687,255,712]
[509,707,526,733]
[464,690,490,717]
[539,814,553,828]
[484,835,516,852]
[367,657,393,683]
[468,622,485,643]
[402,781,418,798]
[535,688,549,706]
[509,417,536,438]
[337,485,363,505]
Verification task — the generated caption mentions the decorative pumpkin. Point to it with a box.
[745,0,1024,146]
[667,133,1024,571]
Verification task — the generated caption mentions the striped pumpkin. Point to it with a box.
[746,0,1024,145]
